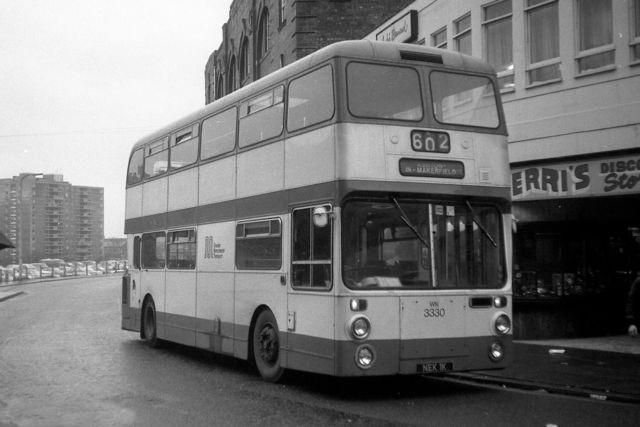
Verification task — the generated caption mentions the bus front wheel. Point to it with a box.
[142,298,159,348]
[252,310,284,382]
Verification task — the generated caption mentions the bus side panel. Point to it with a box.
[164,270,196,347]
[285,126,335,188]
[199,156,236,206]
[168,168,198,211]
[196,272,235,354]
[195,221,237,355]
[285,293,334,375]
[234,271,287,361]
[142,270,167,340]
[237,141,284,199]
[125,186,142,221]
[142,178,168,217]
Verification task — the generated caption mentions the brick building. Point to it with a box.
[0,174,104,265]
[205,0,413,103]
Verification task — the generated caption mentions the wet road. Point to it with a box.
[1,277,639,426]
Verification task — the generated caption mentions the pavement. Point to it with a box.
[1,287,638,403]
[449,336,640,404]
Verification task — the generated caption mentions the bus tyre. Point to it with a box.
[252,310,284,382]
[142,299,159,348]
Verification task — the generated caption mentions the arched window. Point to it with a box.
[228,56,237,93]
[257,8,269,61]
[215,75,224,100]
[239,37,249,85]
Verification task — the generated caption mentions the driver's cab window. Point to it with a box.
[292,205,332,288]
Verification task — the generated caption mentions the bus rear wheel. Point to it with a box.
[252,310,284,382]
[142,298,159,348]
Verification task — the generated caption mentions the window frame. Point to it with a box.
[166,228,197,270]
[630,0,640,65]
[574,0,615,76]
[126,148,145,187]
[286,64,336,133]
[524,0,561,87]
[141,231,166,270]
[235,218,283,271]
[143,137,169,180]
[291,205,333,291]
[238,85,285,147]
[453,13,472,55]
[346,61,424,123]
[482,0,514,92]
[200,106,238,161]
[169,123,199,171]
[429,70,501,130]
[431,26,447,49]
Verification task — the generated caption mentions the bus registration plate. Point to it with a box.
[419,362,453,373]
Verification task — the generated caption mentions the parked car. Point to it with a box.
[31,262,55,278]
[5,264,22,280]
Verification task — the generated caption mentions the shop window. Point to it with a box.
[453,13,471,55]
[525,0,561,85]
[483,0,514,91]
[431,26,447,49]
[292,206,332,288]
[236,219,282,270]
[141,232,166,269]
[287,65,334,132]
[576,0,614,74]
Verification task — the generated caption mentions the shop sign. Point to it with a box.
[511,154,640,201]
[376,10,418,43]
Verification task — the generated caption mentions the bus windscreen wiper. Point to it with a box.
[465,200,497,247]
[390,197,429,249]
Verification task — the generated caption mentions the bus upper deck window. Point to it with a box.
[347,62,422,121]
[429,71,500,129]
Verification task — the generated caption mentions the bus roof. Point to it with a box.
[130,40,496,153]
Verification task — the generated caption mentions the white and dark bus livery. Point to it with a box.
[122,40,512,381]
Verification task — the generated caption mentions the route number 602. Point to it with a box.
[410,130,450,153]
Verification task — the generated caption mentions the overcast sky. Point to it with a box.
[0,0,232,237]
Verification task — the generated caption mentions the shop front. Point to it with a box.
[511,152,640,339]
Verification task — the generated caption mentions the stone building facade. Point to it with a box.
[205,0,413,103]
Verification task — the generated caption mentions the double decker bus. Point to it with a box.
[122,40,512,382]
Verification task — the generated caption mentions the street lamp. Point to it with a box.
[17,173,43,273]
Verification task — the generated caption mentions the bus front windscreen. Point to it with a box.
[341,199,506,290]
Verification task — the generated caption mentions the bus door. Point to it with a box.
[286,205,335,375]
[123,234,143,330]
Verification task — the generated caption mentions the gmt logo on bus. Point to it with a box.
[399,158,465,179]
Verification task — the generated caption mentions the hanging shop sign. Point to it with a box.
[511,153,640,201]
[376,10,418,43]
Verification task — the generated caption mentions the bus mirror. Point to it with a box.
[511,215,518,234]
[313,206,331,228]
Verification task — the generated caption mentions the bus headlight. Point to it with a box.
[489,341,505,362]
[349,315,371,340]
[494,314,511,335]
[355,344,376,369]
